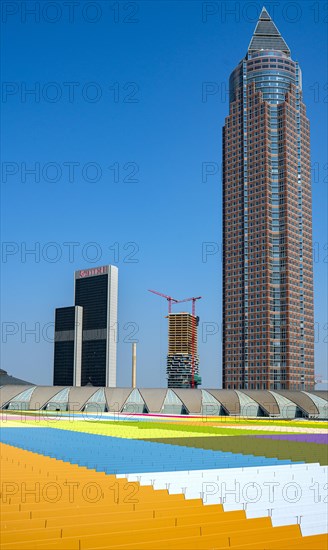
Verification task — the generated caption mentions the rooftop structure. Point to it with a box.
[1,385,327,419]
[0,369,33,386]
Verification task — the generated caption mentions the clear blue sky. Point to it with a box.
[1,1,327,388]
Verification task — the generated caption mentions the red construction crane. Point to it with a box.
[173,296,202,389]
[148,289,178,314]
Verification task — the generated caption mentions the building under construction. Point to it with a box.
[167,312,201,389]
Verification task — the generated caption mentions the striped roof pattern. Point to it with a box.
[248,7,290,56]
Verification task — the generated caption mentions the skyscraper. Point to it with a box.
[167,312,201,388]
[53,265,118,387]
[53,306,83,386]
[222,8,314,391]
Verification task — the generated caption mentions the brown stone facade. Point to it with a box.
[222,64,314,391]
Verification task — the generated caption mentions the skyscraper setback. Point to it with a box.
[222,8,314,390]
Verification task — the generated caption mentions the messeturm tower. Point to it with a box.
[222,8,314,391]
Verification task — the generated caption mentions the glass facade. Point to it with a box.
[45,388,70,411]
[121,389,148,414]
[53,265,118,388]
[161,389,188,415]
[6,387,36,411]
[75,274,108,386]
[84,388,107,412]
[201,390,227,416]
[53,307,77,386]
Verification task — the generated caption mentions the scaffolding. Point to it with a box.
[166,313,201,388]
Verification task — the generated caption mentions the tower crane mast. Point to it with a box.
[148,290,178,314]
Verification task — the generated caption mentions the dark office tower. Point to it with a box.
[74,266,118,387]
[53,265,118,387]
[222,8,314,391]
[53,306,83,386]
